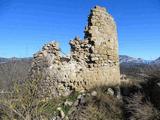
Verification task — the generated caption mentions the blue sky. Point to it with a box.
[0,0,160,60]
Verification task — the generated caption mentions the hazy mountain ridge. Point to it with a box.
[119,55,154,64]
[154,57,160,64]
[0,57,32,64]
[1,56,160,64]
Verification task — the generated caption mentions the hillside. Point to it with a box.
[0,5,160,120]
[154,57,160,64]
[119,55,152,64]
[1,55,160,90]
[0,57,32,64]
[0,58,32,90]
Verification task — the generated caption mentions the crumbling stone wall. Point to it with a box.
[31,6,120,97]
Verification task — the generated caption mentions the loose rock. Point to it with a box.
[91,91,97,97]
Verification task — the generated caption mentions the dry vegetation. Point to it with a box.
[0,59,31,90]
[0,61,160,120]
[69,86,123,120]
[0,75,43,120]
[123,92,160,120]
[121,64,160,120]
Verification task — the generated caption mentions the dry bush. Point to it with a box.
[0,60,31,90]
[120,69,160,120]
[124,92,160,120]
[0,75,51,120]
[142,73,160,110]
[121,74,160,119]
[69,86,124,120]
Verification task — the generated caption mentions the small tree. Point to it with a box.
[0,75,49,120]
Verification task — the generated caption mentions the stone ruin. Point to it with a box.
[31,6,120,97]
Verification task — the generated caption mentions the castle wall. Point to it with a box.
[31,6,120,97]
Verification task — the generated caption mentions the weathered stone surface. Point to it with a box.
[30,6,120,97]
[91,91,97,97]
[107,88,115,96]
[64,100,73,106]
[57,107,65,119]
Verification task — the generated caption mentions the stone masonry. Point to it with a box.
[30,6,120,97]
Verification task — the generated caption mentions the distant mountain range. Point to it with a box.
[119,55,160,64]
[154,57,160,64]
[0,56,159,64]
[0,57,32,64]
[119,55,151,64]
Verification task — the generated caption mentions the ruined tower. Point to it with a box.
[31,6,120,97]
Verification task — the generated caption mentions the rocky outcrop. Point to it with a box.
[30,6,120,97]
